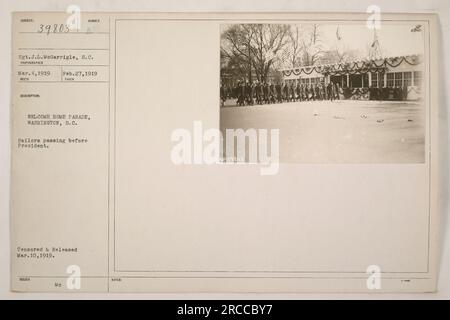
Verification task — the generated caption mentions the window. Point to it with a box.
[387,73,394,87]
[413,71,422,87]
[362,74,369,87]
[394,72,403,87]
[403,72,412,86]
[310,78,316,84]
[371,72,378,87]
[379,73,385,87]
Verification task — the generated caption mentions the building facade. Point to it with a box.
[281,55,423,101]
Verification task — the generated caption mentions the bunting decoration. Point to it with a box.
[281,55,420,77]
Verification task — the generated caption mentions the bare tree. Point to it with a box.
[248,24,289,82]
[221,25,256,82]
[221,24,289,83]
[320,49,363,65]
[277,24,303,69]
[301,24,325,66]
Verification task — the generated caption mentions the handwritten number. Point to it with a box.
[36,24,71,35]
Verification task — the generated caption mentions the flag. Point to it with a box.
[336,26,342,40]
[336,25,345,59]
[369,29,382,60]
[371,29,378,47]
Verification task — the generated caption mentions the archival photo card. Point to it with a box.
[10,12,439,293]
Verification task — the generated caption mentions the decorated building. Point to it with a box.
[281,55,423,101]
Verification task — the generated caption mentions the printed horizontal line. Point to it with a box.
[18,275,433,280]
[113,18,430,22]
[18,81,109,83]
[18,48,109,50]
[114,269,430,274]
[17,65,110,67]
[18,31,110,34]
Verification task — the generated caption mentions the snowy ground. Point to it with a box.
[220,100,425,163]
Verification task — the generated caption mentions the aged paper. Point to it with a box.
[11,12,440,292]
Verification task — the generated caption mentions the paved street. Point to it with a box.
[220,100,425,163]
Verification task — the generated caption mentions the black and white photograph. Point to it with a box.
[220,22,426,163]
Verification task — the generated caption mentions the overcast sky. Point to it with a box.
[220,22,425,60]
[315,22,424,58]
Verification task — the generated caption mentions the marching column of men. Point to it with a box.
[220,80,341,107]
